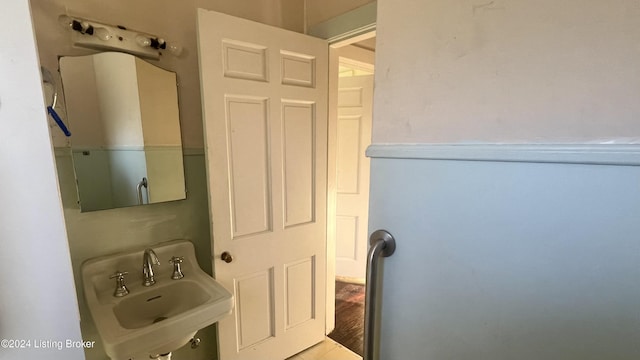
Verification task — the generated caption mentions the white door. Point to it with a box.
[335,74,373,279]
[197,9,328,360]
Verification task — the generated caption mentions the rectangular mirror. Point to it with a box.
[59,52,186,212]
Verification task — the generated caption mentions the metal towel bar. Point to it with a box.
[364,229,396,360]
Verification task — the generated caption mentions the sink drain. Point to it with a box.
[153,316,168,324]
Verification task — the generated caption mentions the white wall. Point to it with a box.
[0,1,83,359]
[373,0,640,144]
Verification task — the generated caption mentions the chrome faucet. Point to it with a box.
[142,248,160,286]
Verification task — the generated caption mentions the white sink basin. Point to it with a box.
[81,240,233,359]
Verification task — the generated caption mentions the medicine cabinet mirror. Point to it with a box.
[59,52,186,212]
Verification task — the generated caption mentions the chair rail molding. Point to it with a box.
[366,144,640,166]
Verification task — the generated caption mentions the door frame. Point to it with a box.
[307,1,377,45]
[325,33,376,333]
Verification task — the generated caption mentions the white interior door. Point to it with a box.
[197,9,328,360]
[335,74,373,280]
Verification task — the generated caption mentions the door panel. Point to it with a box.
[284,257,316,329]
[197,9,328,360]
[282,101,315,227]
[336,215,359,260]
[226,96,272,237]
[335,75,374,280]
[336,115,362,194]
[222,40,269,82]
[281,51,316,87]
[235,270,275,349]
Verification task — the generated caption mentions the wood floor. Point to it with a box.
[327,280,365,357]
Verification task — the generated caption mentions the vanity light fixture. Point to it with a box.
[135,35,184,56]
[58,14,183,60]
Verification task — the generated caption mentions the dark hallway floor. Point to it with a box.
[328,280,365,357]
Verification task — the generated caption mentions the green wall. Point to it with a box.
[55,149,218,360]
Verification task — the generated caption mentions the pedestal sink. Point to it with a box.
[81,240,233,359]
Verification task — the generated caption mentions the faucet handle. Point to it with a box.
[109,271,129,297]
[109,271,129,279]
[169,256,185,280]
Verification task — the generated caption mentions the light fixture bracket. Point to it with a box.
[61,15,163,60]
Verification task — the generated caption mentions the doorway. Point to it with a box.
[327,36,376,358]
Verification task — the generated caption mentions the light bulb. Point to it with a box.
[136,35,151,47]
[94,27,112,41]
[168,42,184,56]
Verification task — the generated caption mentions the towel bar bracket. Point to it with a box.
[369,229,396,257]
